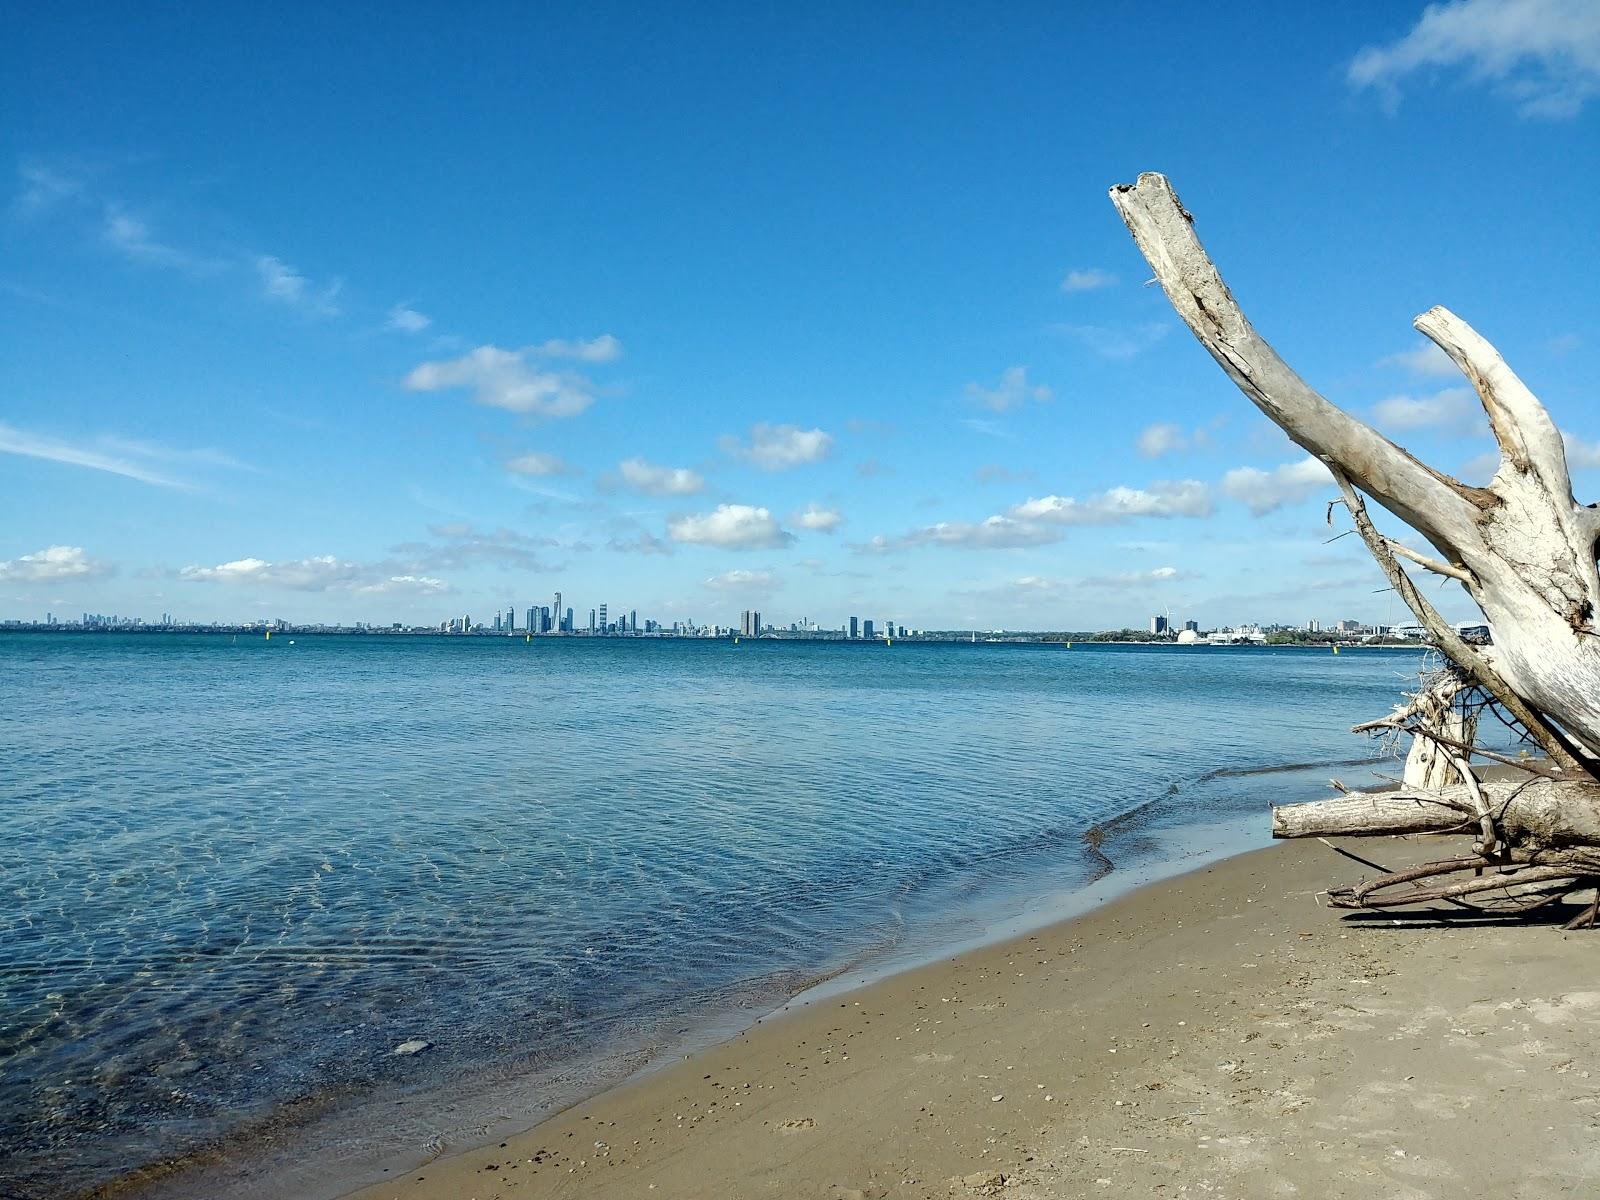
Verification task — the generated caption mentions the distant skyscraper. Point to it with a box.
[1183,619,1199,633]
[589,608,597,632]
[506,606,516,633]
[1151,615,1169,635]
[599,603,608,633]
[461,613,471,633]
[863,619,876,640]
[493,613,503,633]
[850,616,859,639]
[564,607,574,632]
[526,607,537,633]
[630,609,637,634]
[553,592,562,633]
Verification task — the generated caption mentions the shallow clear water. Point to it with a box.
[0,634,1424,1197]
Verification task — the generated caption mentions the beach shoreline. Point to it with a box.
[331,832,1598,1200]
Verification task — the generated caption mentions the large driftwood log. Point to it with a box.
[1109,173,1600,918]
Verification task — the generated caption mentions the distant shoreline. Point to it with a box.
[1,627,1432,649]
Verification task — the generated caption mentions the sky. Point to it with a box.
[3,0,1598,631]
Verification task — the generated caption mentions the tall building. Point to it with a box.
[1183,619,1199,633]
[564,607,574,632]
[505,605,516,633]
[527,606,537,633]
[599,603,608,633]
[1307,617,1321,632]
[1151,615,1169,635]
[461,613,471,633]
[553,592,562,634]
[493,613,503,633]
[863,619,876,640]
[850,616,859,639]
[630,609,637,634]
[589,608,597,633]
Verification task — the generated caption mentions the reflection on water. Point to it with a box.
[0,634,1422,1197]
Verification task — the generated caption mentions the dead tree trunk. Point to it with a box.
[1109,172,1600,920]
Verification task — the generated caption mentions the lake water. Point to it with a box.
[0,634,1425,1198]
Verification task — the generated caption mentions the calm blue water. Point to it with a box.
[0,634,1423,1198]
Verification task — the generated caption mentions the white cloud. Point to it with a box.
[720,424,834,470]
[667,504,795,550]
[14,160,87,217]
[1009,480,1213,524]
[0,545,110,583]
[702,568,780,593]
[255,255,342,317]
[179,554,449,595]
[1082,565,1187,588]
[1060,267,1118,293]
[1563,431,1600,468]
[506,451,577,477]
[796,503,843,533]
[102,210,210,271]
[617,457,705,496]
[1222,456,1334,515]
[532,334,622,363]
[0,421,192,488]
[965,366,1052,413]
[1379,341,1459,378]
[1136,423,1186,457]
[898,515,1065,550]
[1372,387,1484,436]
[1058,322,1170,360]
[387,305,431,333]
[404,345,599,418]
[1349,0,1600,118]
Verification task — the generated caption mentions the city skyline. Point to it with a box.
[5,6,1597,633]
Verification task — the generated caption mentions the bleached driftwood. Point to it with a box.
[1109,172,1600,921]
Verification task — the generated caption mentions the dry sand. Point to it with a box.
[346,837,1600,1200]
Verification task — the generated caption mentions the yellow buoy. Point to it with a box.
[265,630,271,640]
[1332,644,1339,655]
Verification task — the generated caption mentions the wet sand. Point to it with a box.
[343,835,1600,1200]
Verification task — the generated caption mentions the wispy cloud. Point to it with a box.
[720,423,833,470]
[0,422,214,489]
[888,515,1065,551]
[1081,565,1188,588]
[1349,0,1600,118]
[1060,267,1117,293]
[392,524,560,571]
[102,209,218,273]
[1563,431,1600,468]
[405,343,613,418]
[255,255,343,317]
[1371,387,1485,436]
[607,530,673,555]
[1221,456,1333,515]
[506,451,579,477]
[702,568,780,594]
[615,457,706,496]
[179,554,449,595]
[667,504,795,550]
[1135,422,1217,458]
[531,334,622,363]
[1379,341,1459,378]
[1057,322,1170,360]
[386,305,431,334]
[0,545,112,583]
[974,463,1034,485]
[964,365,1052,413]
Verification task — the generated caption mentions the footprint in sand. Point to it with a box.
[777,1117,817,1132]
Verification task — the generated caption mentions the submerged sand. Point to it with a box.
[341,835,1599,1200]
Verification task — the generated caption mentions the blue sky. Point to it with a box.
[3,1,1597,630]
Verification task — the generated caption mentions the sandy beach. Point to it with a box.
[343,835,1600,1200]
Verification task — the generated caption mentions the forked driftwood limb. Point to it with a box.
[1110,172,1600,919]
